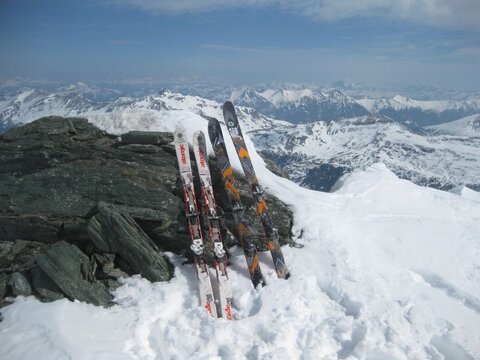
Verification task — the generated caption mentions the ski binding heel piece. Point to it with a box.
[190,238,204,255]
[252,186,264,195]
[213,242,226,258]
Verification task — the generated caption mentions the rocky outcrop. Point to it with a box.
[35,242,112,306]
[86,202,170,282]
[0,116,293,308]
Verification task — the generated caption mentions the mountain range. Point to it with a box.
[229,87,480,128]
[1,83,479,192]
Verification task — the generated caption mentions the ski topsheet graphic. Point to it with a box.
[193,130,233,320]
[208,118,266,287]
[174,130,218,318]
[222,102,290,279]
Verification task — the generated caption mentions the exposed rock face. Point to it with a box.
[35,242,112,306]
[0,116,293,308]
[86,202,170,282]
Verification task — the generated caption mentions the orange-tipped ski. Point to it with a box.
[208,118,266,288]
[223,101,290,280]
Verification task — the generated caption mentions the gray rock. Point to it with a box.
[119,144,160,154]
[35,241,112,306]
[92,253,129,290]
[0,215,62,244]
[0,240,47,273]
[121,131,173,146]
[8,272,32,296]
[86,202,170,282]
[30,266,64,301]
[0,242,14,271]
[0,117,183,251]
[0,272,6,300]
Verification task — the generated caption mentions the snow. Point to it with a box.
[16,88,37,103]
[427,114,480,137]
[1,110,480,359]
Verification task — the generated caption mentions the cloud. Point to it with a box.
[110,0,480,30]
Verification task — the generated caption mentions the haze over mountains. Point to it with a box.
[1,80,479,192]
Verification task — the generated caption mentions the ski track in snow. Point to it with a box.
[1,110,480,359]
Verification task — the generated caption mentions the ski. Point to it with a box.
[193,130,233,320]
[222,101,290,279]
[208,118,266,288]
[174,130,218,318]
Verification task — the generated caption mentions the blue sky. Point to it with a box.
[1,0,479,90]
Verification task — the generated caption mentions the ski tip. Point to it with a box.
[208,117,220,127]
[208,117,221,137]
[174,129,184,141]
[193,129,204,141]
[223,101,235,112]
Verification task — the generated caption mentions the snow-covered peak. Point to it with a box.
[260,88,316,107]
[58,82,90,91]
[55,82,121,102]
[229,88,274,113]
[392,94,409,103]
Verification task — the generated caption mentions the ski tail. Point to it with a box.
[174,130,218,318]
[222,103,290,280]
[193,130,233,320]
[208,118,266,288]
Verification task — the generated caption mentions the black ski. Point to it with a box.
[208,118,266,287]
[222,102,290,279]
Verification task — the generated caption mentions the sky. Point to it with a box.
[1,0,479,90]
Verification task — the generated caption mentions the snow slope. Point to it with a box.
[1,110,480,359]
[427,114,480,137]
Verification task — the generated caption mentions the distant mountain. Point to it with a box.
[230,87,369,123]
[3,79,480,128]
[0,88,105,132]
[327,81,480,101]
[230,88,275,114]
[358,95,480,128]
[0,87,284,134]
[56,82,121,102]
[228,86,480,128]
